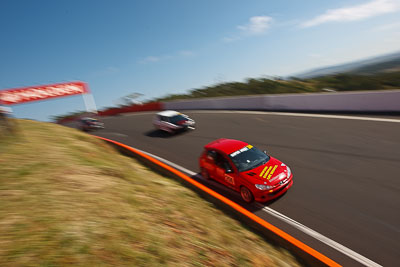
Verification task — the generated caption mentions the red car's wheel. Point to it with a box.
[240,186,254,203]
[201,168,211,180]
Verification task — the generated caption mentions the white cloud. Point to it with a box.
[222,36,241,43]
[139,55,174,64]
[140,56,161,63]
[222,15,273,42]
[237,16,273,35]
[179,50,195,57]
[301,0,400,28]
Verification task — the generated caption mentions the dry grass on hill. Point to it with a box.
[0,120,301,266]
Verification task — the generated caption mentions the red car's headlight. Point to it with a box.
[255,184,273,190]
[286,166,292,177]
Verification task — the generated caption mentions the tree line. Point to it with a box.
[155,71,400,102]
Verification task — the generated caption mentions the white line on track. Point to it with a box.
[123,112,157,117]
[98,131,128,137]
[136,148,197,175]
[189,110,400,123]
[254,204,382,267]
[136,148,382,267]
[103,110,400,123]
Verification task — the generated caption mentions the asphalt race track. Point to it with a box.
[93,111,400,266]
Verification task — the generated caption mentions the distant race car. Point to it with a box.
[199,138,293,203]
[153,110,195,133]
[79,117,104,131]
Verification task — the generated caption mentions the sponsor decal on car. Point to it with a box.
[230,145,253,157]
[224,174,235,185]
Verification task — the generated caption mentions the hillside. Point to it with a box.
[296,51,400,78]
[152,71,400,102]
[0,120,300,266]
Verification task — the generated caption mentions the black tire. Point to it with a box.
[201,168,211,180]
[240,186,254,203]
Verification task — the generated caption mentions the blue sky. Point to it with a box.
[1,0,400,121]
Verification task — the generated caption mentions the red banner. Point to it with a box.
[0,81,89,105]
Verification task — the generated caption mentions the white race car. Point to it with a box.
[79,117,105,131]
[153,110,195,133]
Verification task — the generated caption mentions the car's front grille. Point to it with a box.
[279,178,288,185]
[269,179,291,195]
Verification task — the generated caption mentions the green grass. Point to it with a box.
[0,120,301,266]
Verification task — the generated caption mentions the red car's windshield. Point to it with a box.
[229,146,270,172]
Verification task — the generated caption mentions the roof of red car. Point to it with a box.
[204,138,249,155]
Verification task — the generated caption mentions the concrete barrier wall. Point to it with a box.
[163,90,400,112]
[163,95,267,110]
[98,102,162,116]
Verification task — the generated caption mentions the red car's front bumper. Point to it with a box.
[253,175,293,202]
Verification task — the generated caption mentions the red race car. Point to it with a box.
[199,138,293,203]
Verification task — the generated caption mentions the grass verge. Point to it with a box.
[0,120,301,266]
